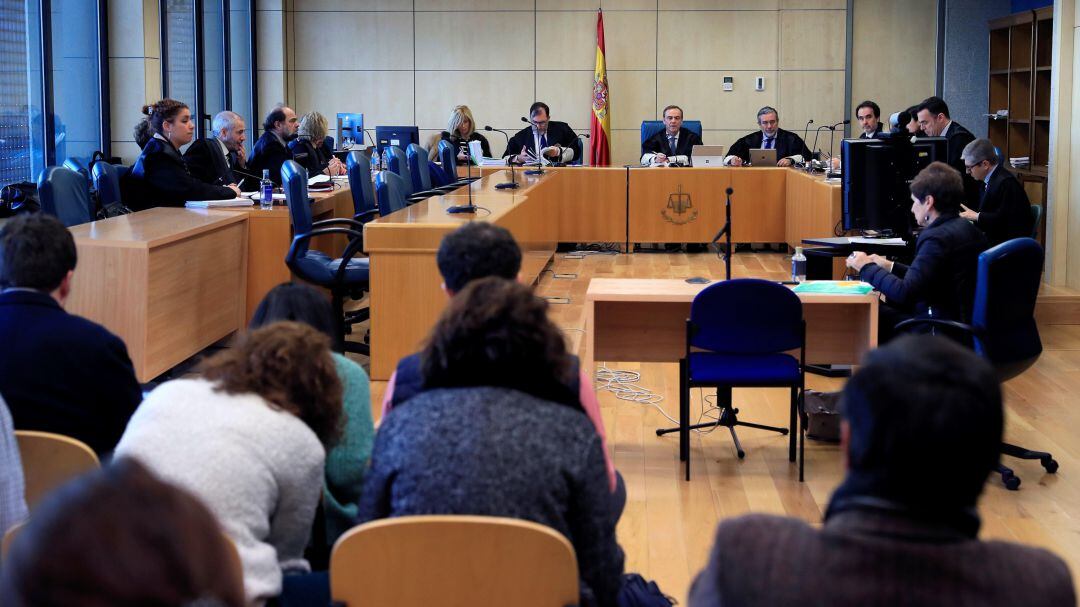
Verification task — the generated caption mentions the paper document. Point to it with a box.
[848,237,906,245]
[308,174,331,186]
[792,281,874,295]
[246,192,287,201]
[185,198,253,208]
[469,139,509,166]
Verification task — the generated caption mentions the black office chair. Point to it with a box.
[657,279,806,481]
[897,237,1058,490]
[37,166,93,227]
[281,160,370,356]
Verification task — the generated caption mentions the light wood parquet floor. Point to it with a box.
[362,250,1080,605]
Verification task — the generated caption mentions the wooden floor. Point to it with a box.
[358,250,1080,604]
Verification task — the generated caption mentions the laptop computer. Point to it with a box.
[691,145,725,167]
[749,148,778,166]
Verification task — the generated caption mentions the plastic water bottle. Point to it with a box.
[791,246,807,283]
[260,169,273,210]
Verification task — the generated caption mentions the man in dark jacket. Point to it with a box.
[0,215,142,456]
[503,102,579,165]
[725,106,811,167]
[847,161,987,343]
[184,110,255,190]
[689,334,1075,607]
[248,104,298,185]
[640,105,703,166]
[917,96,979,206]
[960,138,1035,247]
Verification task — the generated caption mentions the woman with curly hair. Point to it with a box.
[124,98,241,209]
[115,322,343,606]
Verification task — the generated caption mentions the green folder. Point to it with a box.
[792,281,874,295]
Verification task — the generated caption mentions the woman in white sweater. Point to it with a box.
[116,322,343,606]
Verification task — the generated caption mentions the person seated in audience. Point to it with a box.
[435,104,492,162]
[381,222,619,498]
[725,106,811,167]
[960,138,1035,247]
[124,99,241,209]
[249,104,299,185]
[359,277,625,607]
[0,458,246,607]
[0,214,142,457]
[184,110,256,191]
[115,322,342,605]
[249,283,374,546]
[288,111,345,178]
[504,102,578,165]
[847,162,987,343]
[0,395,27,535]
[641,105,703,166]
[689,335,1076,607]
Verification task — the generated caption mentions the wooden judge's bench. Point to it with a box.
[364,166,841,379]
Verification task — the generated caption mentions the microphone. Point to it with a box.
[485,126,519,189]
[447,143,477,214]
[708,187,734,280]
[811,125,832,169]
[827,120,850,173]
[802,120,814,170]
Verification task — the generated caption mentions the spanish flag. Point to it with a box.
[590,9,610,166]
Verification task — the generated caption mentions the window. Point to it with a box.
[162,0,256,153]
[51,0,106,166]
[0,0,44,187]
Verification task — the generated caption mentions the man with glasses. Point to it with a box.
[725,106,811,167]
[503,102,578,166]
[960,138,1035,247]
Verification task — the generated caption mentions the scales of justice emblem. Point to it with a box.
[661,184,697,225]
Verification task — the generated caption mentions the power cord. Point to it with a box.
[594,367,722,434]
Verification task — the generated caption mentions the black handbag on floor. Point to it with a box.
[618,573,676,607]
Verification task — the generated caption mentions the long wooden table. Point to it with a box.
[364,167,841,379]
[583,278,879,378]
[67,208,248,382]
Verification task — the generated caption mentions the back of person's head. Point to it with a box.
[436,222,522,293]
[840,335,1002,512]
[140,98,188,137]
[918,95,950,119]
[198,321,343,447]
[249,282,336,340]
[0,458,245,607]
[909,161,964,214]
[421,277,577,408]
[0,213,76,291]
[297,111,328,141]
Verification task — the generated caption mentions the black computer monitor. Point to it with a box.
[375,126,419,155]
[842,133,943,236]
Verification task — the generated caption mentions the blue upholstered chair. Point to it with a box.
[384,145,432,201]
[91,162,125,209]
[896,237,1058,490]
[436,140,479,186]
[281,160,371,356]
[346,151,379,221]
[375,170,409,217]
[1030,204,1042,239]
[37,166,93,227]
[640,120,703,157]
[62,157,89,178]
[406,144,457,195]
[657,279,805,481]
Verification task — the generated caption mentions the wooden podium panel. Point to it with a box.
[785,170,842,247]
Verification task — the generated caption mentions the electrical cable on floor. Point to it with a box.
[595,367,722,434]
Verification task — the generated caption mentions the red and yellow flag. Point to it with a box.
[590,9,610,166]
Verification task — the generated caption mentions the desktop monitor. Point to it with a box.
[336,113,363,150]
[375,126,420,155]
[842,133,931,236]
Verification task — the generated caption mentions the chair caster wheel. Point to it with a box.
[736,449,746,459]
[1042,457,1059,474]
[1001,470,1021,491]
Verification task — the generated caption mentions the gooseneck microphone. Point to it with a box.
[802,119,814,170]
[827,119,850,170]
[484,125,519,189]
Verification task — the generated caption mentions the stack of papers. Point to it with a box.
[1009,156,1030,169]
[185,198,253,208]
[792,281,874,295]
[308,174,331,186]
[246,192,287,201]
[848,236,906,245]
[477,158,509,166]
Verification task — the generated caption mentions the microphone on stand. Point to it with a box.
[708,187,734,280]
[574,133,591,166]
[802,119,814,171]
[447,144,477,214]
[362,129,381,168]
[827,119,850,172]
[521,116,546,176]
[484,126,519,189]
[811,125,833,172]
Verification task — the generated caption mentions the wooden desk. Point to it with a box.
[67,208,248,382]
[583,278,878,377]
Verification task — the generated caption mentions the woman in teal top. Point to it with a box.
[249,283,374,544]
